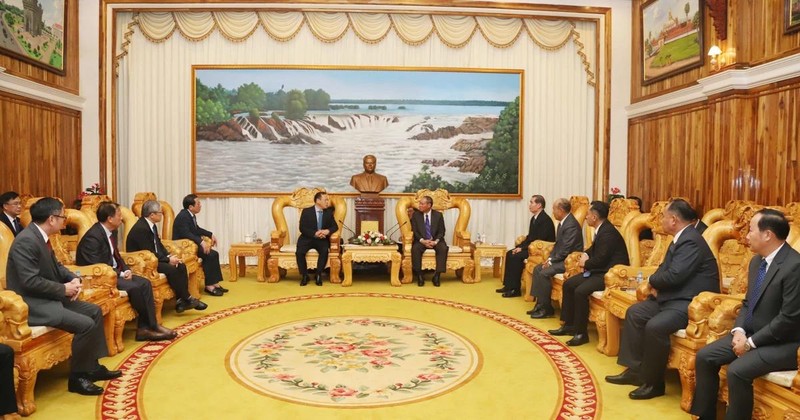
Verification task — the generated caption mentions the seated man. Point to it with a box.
[691,209,800,420]
[6,197,121,396]
[76,201,176,341]
[496,194,554,297]
[296,191,338,286]
[547,201,629,346]
[0,191,23,237]
[126,200,207,313]
[0,343,18,419]
[606,198,719,400]
[411,195,447,287]
[528,198,584,318]
[173,194,227,296]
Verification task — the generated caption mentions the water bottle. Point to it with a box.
[74,270,81,280]
[252,231,258,242]
[636,271,643,285]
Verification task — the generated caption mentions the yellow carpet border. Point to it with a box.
[98,293,600,419]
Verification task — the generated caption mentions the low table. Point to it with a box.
[228,242,269,282]
[474,243,508,282]
[342,244,401,287]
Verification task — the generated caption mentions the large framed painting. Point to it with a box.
[786,0,800,34]
[641,0,704,85]
[0,0,67,75]
[192,66,523,197]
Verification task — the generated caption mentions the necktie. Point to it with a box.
[316,211,323,230]
[556,222,561,238]
[425,214,432,239]
[152,224,160,253]
[192,214,198,228]
[110,232,125,270]
[13,217,22,233]
[745,259,768,329]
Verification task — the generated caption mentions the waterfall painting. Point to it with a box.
[192,66,523,197]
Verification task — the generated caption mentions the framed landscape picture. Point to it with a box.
[786,0,800,34]
[192,66,523,197]
[0,0,66,75]
[641,0,704,85]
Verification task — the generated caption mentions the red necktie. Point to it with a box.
[110,232,125,270]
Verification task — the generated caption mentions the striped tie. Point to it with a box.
[744,259,768,329]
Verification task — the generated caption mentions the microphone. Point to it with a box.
[387,220,408,240]
[384,220,400,236]
[338,219,357,237]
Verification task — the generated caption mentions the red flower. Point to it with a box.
[329,387,358,397]
[361,349,391,357]
[417,373,442,381]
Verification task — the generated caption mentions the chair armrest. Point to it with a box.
[526,240,555,265]
[64,263,119,300]
[329,232,341,253]
[163,239,198,260]
[604,265,659,290]
[455,230,471,248]
[270,230,286,253]
[706,297,744,342]
[685,292,744,341]
[793,348,800,394]
[120,251,160,282]
[515,235,527,247]
[0,290,32,349]
[563,252,584,278]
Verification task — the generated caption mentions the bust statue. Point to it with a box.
[350,154,389,194]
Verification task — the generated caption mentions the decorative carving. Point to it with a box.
[341,245,401,286]
[706,0,728,41]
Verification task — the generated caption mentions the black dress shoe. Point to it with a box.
[216,285,229,293]
[191,298,208,311]
[85,365,122,381]
[501,289,521,297]
[547,325,575,336]
[629,383,665,400]
[68,376,104,395]
[496,287,508,293]
[605,368,642,386]
[175,298,191,313]
[156,325,178,339]
[300,274,309,286]
[136,328,174,342]
[530,306,555,319]
[566,333,590,346]
[526,304,542,315]
[417,274,425,287]
[205,287,223,296]
[432,273,441,287]
[315,273,323,286]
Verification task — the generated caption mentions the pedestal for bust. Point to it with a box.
[354,193,385,235]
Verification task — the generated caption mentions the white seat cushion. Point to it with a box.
[424,245,462,254]
[590,291,604,299]
[672,329,687,338]
[763,370,796,388]
[119,290,128,298]
[279,244,318,254]
[30,326,55,339]
[554,274,564,280]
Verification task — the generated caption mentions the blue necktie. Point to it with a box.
[424,214,432,239]
[317,211,323,230]
[745,259,768,329]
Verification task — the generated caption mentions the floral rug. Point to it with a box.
[228,316,480,407]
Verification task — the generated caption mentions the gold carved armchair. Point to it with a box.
[267,188,345,283]
[131,192,205,298]
[395,189,477,283]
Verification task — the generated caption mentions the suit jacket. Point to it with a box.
[0,213,22,236]
[519,211,555,250]
[582,221,629,274]
[298,206,338,241]
[648,225,720,304]
[694,220,708,235]
[411,210,446,244]
[173,208,213,247]
[126,217,171,262]
[76,222,128,273]
[549,213,584,264]
[6,225,77,325]
[735,244,800,348]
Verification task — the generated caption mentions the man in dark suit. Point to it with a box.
[76,201,175,341]
[529,198,585,318]
[126,200,207,313]
[497,194,555,297]
[606,198,719,400]
[411,195,447,287]
[548,201,629,346]
[6,197,121,396]
[173,194,226,296]
[0,343,17,417]
[0,191,23,237]
[690,209,800,420]
[296,191,338,286]
[693,218,708,235]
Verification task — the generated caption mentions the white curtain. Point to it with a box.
[115,11,596,263]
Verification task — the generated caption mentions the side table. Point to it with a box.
[228,242,269,282]
[342,244,401,287]
[474,243,508,283]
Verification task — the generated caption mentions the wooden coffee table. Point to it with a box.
[228,242,269,282]
[474,243,508,282]
[341,244,401,287]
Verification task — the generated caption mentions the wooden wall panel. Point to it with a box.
[629,78,800,212]
[0,91,82,200]
[0,0,80,94]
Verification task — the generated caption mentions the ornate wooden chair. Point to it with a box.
[131,192,205,298]
[395,189,477,283]
[521,196,589,302]
[267,188,346,283]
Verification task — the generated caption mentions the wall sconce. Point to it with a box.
[708,45,722,71]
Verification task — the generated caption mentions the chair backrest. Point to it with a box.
[703,203,763,295]
[0,223,14,290]
[568,196,591,249]
[20,197,94,266]
[622,200,674,267]
[609,198,641,231]
[395,189,471,248]
[702,199,757,227]
[131,192,177,239]
[271,187,346,247]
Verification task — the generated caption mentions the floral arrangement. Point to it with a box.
[607,186,624,203]
[349,231,394,246]
[78,182,104,200]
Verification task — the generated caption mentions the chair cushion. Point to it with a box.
[672,329,687,338]
[763,370,796,388]
[554,274,564,280]
[119,290,128,298]
[30,326,55,339]
[590,291,604,299]
[424,246,462,254]
[279,244,318,254]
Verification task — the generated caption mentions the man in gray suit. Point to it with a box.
[690,209,800,420]
[606,198,719,400]
[6,198,121,396]
[528,198,584,318]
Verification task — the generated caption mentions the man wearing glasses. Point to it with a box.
[0,191,24,236]
[6,197,121,396]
